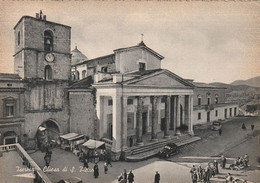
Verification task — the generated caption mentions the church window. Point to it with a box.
[198,112,201,120]
[108,99,113,106]
[139,63,146,71]
[17,31,20,46]
[3,99,15,118]
[82,70,86,78]
[197,95,201,106]
[215,94,219,104]
[207,97,211,105]
[44,30,53,51]
[44,65,52,80]
[101,67,108,73]
[75,71,80,80]
[215,110,218,117]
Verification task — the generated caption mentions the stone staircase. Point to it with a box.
[125,134,201,161]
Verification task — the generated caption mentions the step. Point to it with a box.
[130,135,191,155]
[126,136,201,161]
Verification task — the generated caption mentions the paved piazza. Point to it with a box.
[27,116,259,183]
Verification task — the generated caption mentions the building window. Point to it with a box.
[44,30,53,51]
[127,99,133,105]
[234,108,237,116]
[139,63,146,71]
[215,95,219,104]
[229,108,232,117]
[101,67,108,73]
[71,73,76,80]
[82,70,86,79]
[18,31,20,46]
[75,71,80,80]
[44,65,52,80]
[198,112,201,120]
[207,97,211,105]
[197,95,201,106]
[108,99,113,106]
[215,110,218,117]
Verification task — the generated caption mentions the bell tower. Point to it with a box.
[13,10,71,80]
[12,11,71,148]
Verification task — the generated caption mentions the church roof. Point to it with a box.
[193,82,226,89]
[0,73,21,80]
[114,41,164,60]
[71,46,88,65]
[69,76,93,89]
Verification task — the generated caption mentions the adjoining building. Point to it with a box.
[0,12,238,159]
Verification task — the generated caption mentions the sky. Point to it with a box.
[0,1,259,84]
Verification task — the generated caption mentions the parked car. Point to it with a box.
[158,143,178,158]
[57,177,82,183]
[211,121,222,131]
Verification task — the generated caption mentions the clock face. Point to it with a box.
[45,53,55,62]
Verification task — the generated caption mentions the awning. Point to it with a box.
[60,133,78,140]
[68,134,84,141]
[38,126,46,131]
[82,139,105,149]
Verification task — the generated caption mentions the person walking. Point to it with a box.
[44,154,51,167]
[93,163,99,178]
[83,158,89,169]
[118,173,124,183]
[123,169,127,181]
[251,124,255,131]
[221,155,227,169]
[219,128,222,136]
[104,162,108,174]
[213,160,219,174]
[197,165,203,181]
[244,154,249,167]
[154,171,160,183]
[128,170,134,183]
[192,171,198,183]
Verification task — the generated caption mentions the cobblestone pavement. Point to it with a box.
[29,116,260,183]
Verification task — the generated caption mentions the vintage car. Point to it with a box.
[211,121,222,131]
[57,177,83,183]
[158,143,178,158]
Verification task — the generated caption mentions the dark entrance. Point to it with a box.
[225,109,227,118]
[107,114,113,140]
[207,111,210,122]
[142,112,147,135]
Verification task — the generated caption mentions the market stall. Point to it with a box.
[82,140,106,163]
[60,133,80,151]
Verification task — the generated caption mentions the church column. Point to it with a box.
[151,96,158,141]
[164,96,171,138]
[188,95,194,135]
[176,95,180,134]
[122,96,128,150]
[136,96,144,145]
[111,95,122,154]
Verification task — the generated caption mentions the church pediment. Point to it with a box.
[124,70,194,88]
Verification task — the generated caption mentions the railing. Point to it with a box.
[0,143,52,183]
[101,137,113,146]
[0,144,17,151]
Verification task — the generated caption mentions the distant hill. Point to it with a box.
[231,76,260,87]
[209,81,260,114]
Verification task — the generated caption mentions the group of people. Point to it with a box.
[118,170,160,183]
[118,169,135,183]
[190,160,219,183]
[229,154,249,170]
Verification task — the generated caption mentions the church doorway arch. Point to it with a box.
[36,119,60,149]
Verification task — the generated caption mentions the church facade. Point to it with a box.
[0,13,238,159]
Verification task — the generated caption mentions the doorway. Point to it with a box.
[225,109,227,118]
[207,111,210,122]
[107,114,113,140]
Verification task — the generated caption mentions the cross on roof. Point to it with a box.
[141,33,144,42]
